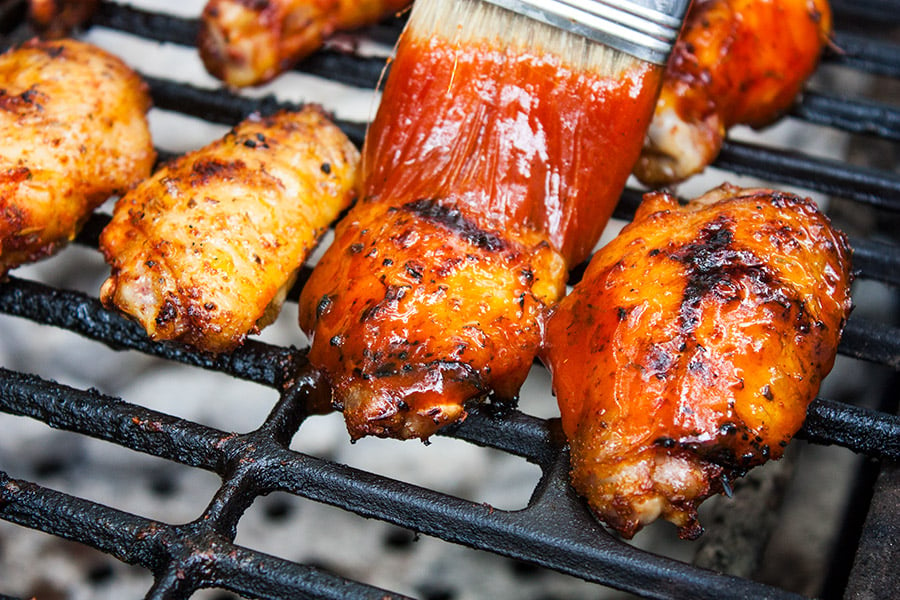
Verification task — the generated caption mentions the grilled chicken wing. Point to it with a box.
[540,184,852,539]
[198,0,410,87]
[28,0,99,38]
[634,0,832,186]
[0,38,154,278]
[100,107,359,353]
[298,0,662,440]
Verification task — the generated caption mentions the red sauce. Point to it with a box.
[361,30,663,266]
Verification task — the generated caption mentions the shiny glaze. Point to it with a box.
[362,33,661,268]
[299,4,662,440]
[541,184,852,538]
[635,0,832,186]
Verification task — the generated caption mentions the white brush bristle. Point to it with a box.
[406,0,640,76]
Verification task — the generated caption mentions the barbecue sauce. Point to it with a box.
[300,21,665,439]
[362,32,663,266]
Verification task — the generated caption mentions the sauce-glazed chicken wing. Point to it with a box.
[634,0,832,186]
[0,38,154,277]
[297,0,662,440]
[100,107,359,353]
[198,0,410,87]
[541,184,852,539]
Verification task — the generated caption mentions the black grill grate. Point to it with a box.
[1,1,899,599]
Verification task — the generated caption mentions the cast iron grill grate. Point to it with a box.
[0,1,899,598]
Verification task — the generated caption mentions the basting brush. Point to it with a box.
[299,0,693,440]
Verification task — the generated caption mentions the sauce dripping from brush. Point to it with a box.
[362,33,663,266]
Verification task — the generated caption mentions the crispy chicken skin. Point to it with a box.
[541,184,852,539]
[100,107,359,353]
[198,0,410,87]
[0,38,154,278]
[634,0,832,186]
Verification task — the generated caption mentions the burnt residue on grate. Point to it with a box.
[1,1,900,599]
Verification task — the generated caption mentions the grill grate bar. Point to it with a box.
[0,368,806,600]
[828,30,900,78]
[0,472,409,600]
[793,90,900,142]
[833,316,900,370]
[715,139,900,210]
[0,277,299,388]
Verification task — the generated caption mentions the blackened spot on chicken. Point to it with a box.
[719,422,737,435]
[316,295,333,318]
[646,344,674,377]
[405,261,424,280]
[0,86,47,112]
[190,158,243,185]
[156,298,178,326]
[40,44,65,58]
[402,199,506,252]
[670,215,811,334]
[360,285,408,323]
[374,362,399,377]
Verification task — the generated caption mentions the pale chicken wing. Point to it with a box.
[541,184,852,539]
[100,107,359,353]
[0,38,154,277]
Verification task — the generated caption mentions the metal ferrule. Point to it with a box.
[480,0,692,65]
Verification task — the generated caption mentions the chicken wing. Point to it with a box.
[540,184,852,539]
[100,107,359,353]
[198,0,410,87]
[0,38,154,278]
[297,0,663,440]
[634,0,832,186]
[28,0,99,38]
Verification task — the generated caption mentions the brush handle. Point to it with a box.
[481,0,692,64]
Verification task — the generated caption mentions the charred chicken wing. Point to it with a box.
[541,184,852,539]
[298,0,663,440]
[100,107,359,353]
[634,0,832,186]
[198,0,411,87]
[0,38,154,277]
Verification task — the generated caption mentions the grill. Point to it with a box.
[1,1,899,599]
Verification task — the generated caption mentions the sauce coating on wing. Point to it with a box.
[634,0,832,186]
[100,107,358,353]
[298,0,663,440]
[541,184,852,539]
[0,38,154,276]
